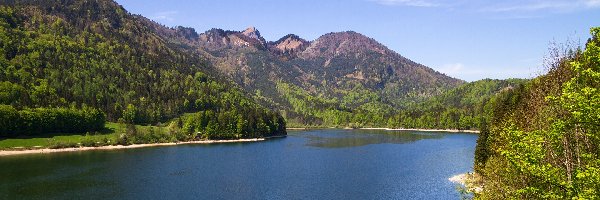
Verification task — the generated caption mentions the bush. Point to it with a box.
[47,139,78,149]
[81,133,101,147]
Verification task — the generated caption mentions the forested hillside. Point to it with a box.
[386,78,526,129]
[176,27,465,127]
[473,27,600,199]
[0,0,285,139]
[275,78,524,129]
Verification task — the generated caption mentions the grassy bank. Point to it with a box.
[0,123,166,150]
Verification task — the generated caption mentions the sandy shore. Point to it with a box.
[360,127,480,133]
[286,128,309,130]
[0,137,284,157]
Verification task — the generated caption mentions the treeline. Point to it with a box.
[178,109,285,140]
[0,105,105,136]
[473,27,600,199]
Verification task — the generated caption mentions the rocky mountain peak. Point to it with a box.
[175,26,199,40]
[300,31,391,59]
[268,34,309,56]
[242,26,262,40]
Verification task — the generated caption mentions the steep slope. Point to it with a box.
[295,31,463,104]
[184,27,464,126]
[0,0,286,138]
[267,34,309,59]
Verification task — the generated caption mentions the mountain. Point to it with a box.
[180,27,464,126]
[0,0,286,138]
[197,27,268,52]
[294,31,463,102]
[267,34,309,59]
[0,0,479,130]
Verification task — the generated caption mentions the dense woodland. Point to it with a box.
[278,78,525,130]
[0,1,286,138]
[473,28,600,199]
[0,105,104,136]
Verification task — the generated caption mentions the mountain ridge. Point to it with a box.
[171,26,466,125]
[1,0,474,128]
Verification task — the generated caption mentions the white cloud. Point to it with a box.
[370,0,440,7]
[151,11,178,22]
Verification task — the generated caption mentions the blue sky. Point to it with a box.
[115,0,600,81]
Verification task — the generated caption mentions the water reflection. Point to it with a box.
[297,129,444,148]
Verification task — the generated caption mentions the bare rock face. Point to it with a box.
[180,26,464,112]
[299,31,389,59]
[267,34,309,58]
[242,26,261,40]
[198,26,267,51]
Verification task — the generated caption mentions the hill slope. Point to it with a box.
[0,0,285,138]
[177,27,464,126]
[386,78,527,129]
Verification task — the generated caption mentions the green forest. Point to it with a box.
[0,2,285,142]
[473,27,600,199]
[278,78,525,130]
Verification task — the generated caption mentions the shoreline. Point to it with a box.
[286,127,310,130]
[287,127,480,133]
[449,173,483,193]
[360,127,480,133]
[0,136,285,157]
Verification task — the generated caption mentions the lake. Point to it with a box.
[0,129,477,199]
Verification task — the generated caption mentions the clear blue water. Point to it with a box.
[0,129,477,199]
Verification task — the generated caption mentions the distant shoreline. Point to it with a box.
[287,127,479,133]
[0,136,286,157]
[360,127,480,133]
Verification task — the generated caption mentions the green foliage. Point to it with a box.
[387,79,526,130]
[47,140,79,149]
[0,1,286,140]
[475,27,600,199]
[275,77,524,129]
[122,104,137,124]
[0,104,105,136]
[181,108,286,140]
[275,81,394,127]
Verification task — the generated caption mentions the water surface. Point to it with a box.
[0,129,477,199]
